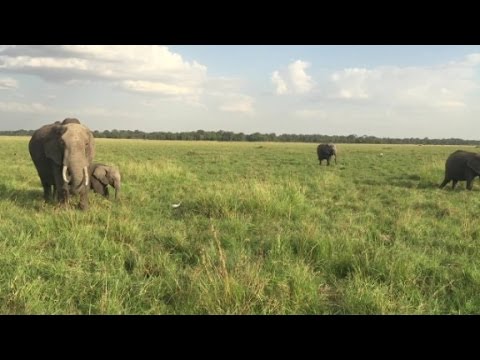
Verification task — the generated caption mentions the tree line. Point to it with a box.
[2,129,480,145]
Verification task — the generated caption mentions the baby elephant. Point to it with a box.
[439,150,480,190]
[89,163,121,199]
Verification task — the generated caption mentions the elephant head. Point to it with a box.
[39,122,95,208]
[52,124,93,189]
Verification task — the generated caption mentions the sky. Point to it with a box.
[1,45,480,139]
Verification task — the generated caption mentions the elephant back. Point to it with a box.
[63,123,96,155]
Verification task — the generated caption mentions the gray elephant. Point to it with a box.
[29,119,96,210]
[439,150,480,190]
[317,143,337,165]
[89,163,121,199]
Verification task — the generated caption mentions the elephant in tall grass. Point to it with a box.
[89,163,121,199]
[439,150,480,190]
[317,143,337,166]
[29,119,96,210]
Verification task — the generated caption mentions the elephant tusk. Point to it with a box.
[62,165,70,183]
[83,166,89,187]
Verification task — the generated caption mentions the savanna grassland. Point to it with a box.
[1,136,480,314]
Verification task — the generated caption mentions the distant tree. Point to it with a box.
[3,127,480,146]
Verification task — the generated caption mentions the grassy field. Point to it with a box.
[1,136,480,314]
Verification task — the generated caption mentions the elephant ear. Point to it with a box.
[93,166,109,185]
[467,156,480,174]
[44,126,66,165]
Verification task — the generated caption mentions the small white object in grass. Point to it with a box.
[380,153,384,156]
[171,202,182,208]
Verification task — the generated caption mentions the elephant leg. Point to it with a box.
[327,158,330,166]
[79,188,89,211]
[91,178,105,196]
[42,181,53,202]
[439,178,449,189]
[53,166,68,204]
[451,180,458,190]
[103,185,110,198]
[465,170,477,190]
[466,177,474,190]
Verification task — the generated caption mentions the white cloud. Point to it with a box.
[462,53,480,66]
[438,100,466,108]
[218,94,255,115]
[288,60,315,93]
[329,68,372,99]
[121,80,200,96]
[271,60,314,95]
[328,55,480,109]
[0,45,207,102]
[0,101,137,120]
[295,109,327,118]
[0,101,53,113]
[205,76,245,92]
[0,46,261,114]
[0,77,18,90]
[272,71,288,94]
[75,107,141,118]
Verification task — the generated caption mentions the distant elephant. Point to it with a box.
[89,163,121,199]
[317,143,337,165]
[29,119,96,210]
[439,150,480,190]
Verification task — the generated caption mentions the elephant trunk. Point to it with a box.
[114,179,120,199]
[63,156,90,194]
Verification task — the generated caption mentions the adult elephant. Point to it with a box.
[439,150,480,190]
[29,120,96,210]
[317,143,337,166]
[89,163,121,200]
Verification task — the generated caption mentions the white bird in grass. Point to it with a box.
[171,202,182,208]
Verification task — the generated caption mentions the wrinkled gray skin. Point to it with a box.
[317,143,337,165]
[29,121,96,210]
[439,150,480,190]
[89,163,121,199]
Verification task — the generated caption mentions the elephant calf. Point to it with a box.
[439,150,480,190]
[317,143,337,166]
[89,163,121,199]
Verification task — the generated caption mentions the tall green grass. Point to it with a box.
[1,136,480,314]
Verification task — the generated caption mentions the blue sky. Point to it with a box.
[1,45,480,138]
